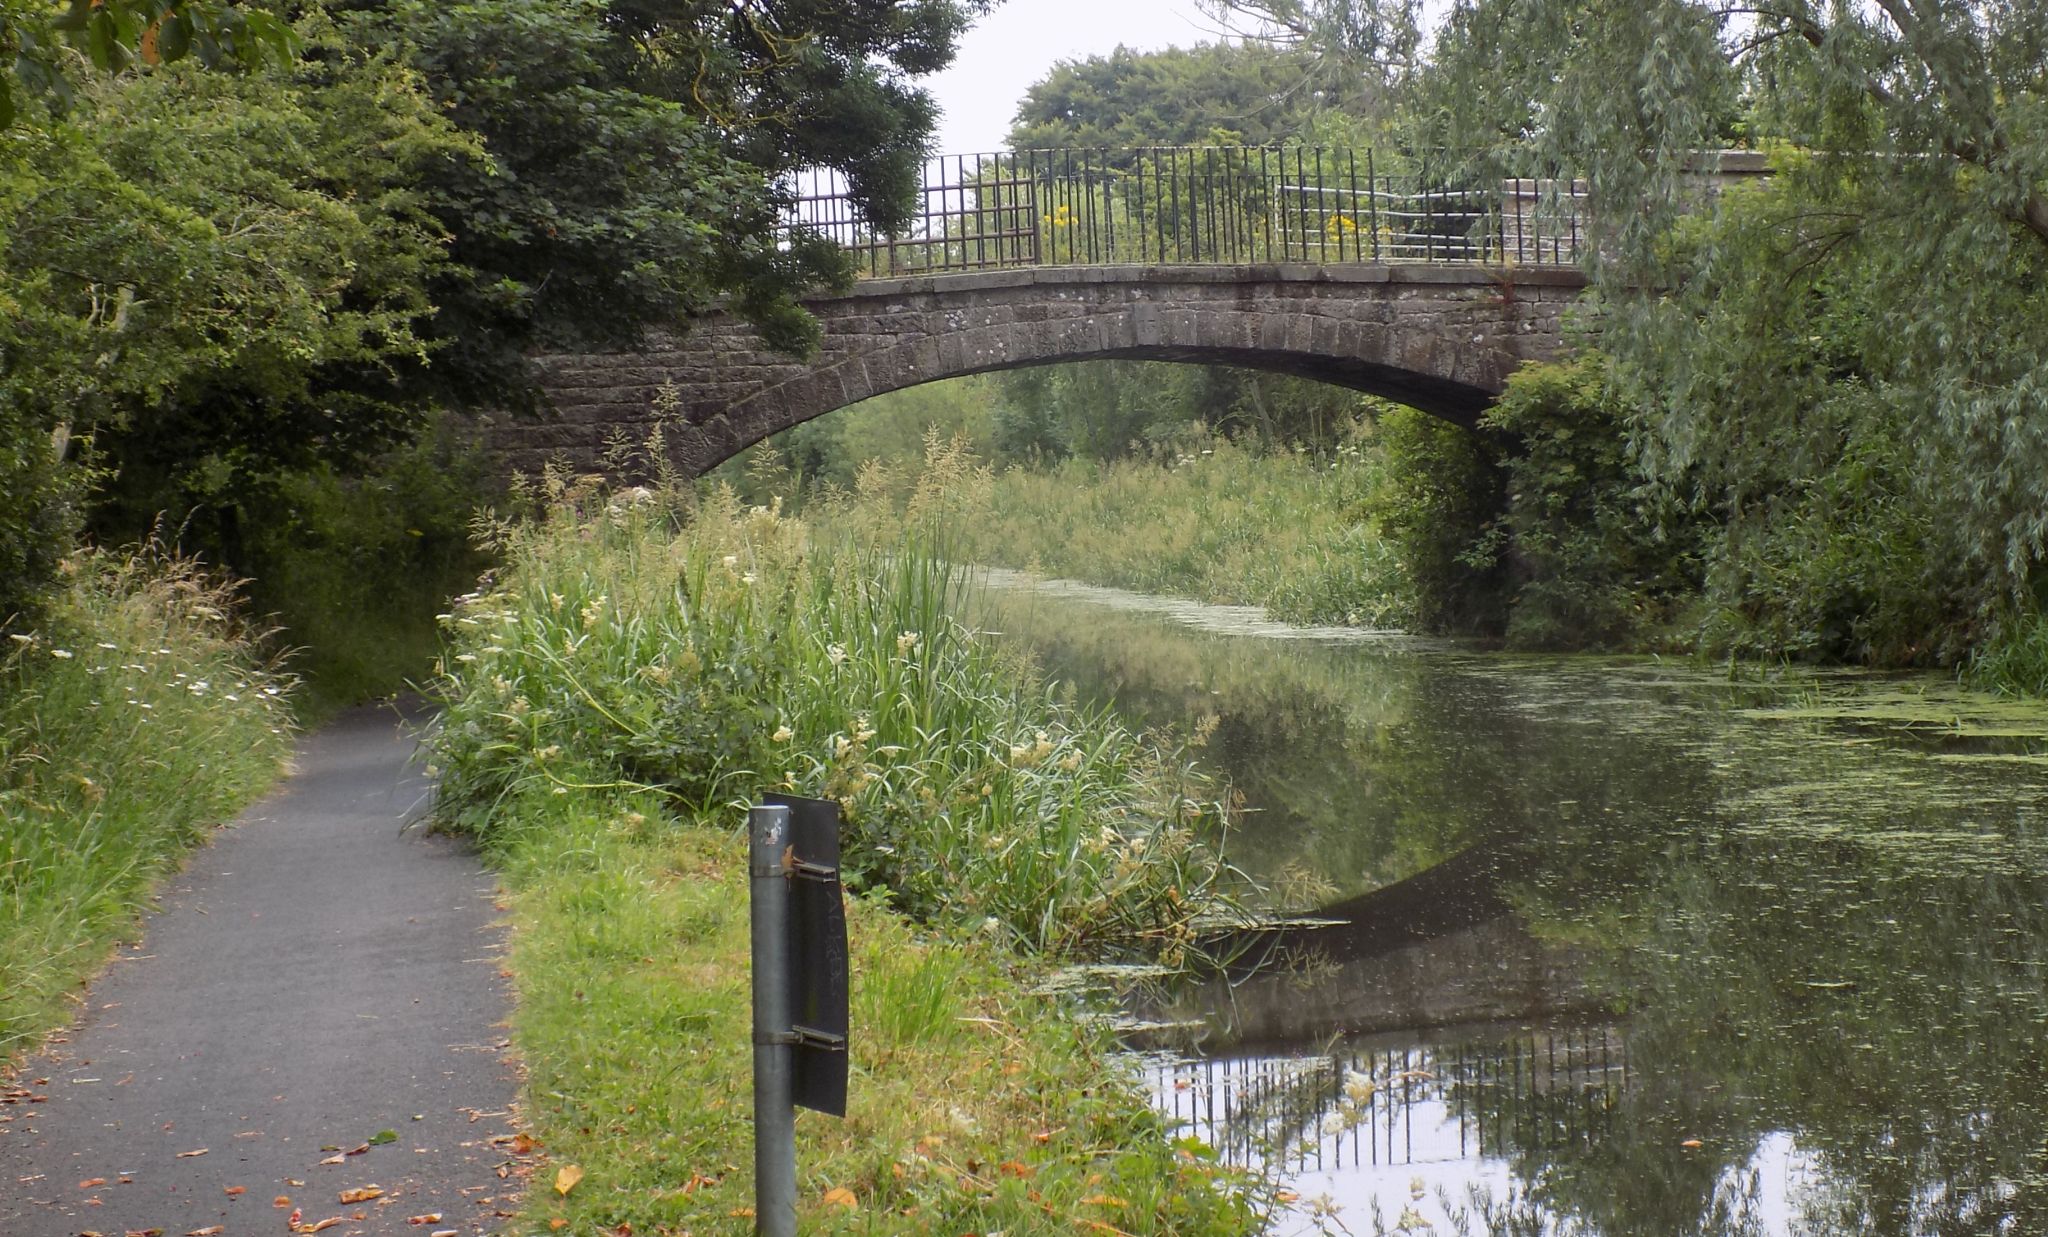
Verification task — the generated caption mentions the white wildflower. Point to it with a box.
[50,648,73,660]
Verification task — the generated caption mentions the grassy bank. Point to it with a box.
[781,431,1410,631]
[428,478,1268,1232]
[1,550,294,1058]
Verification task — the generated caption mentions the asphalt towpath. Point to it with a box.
[0,703,522,1237]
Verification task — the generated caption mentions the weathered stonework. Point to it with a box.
[480,262,1589,479]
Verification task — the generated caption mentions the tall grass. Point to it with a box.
[1,548,294,1057]
[823,429,1413,629]
[430,470,1257,964]
[427,468,1274,1231]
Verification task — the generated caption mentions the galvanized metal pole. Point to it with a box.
[749,803,797,1237]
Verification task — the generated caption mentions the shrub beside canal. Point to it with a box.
[428,477,1266,1232]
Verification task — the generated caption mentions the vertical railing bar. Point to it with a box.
[1367,148,1380,261]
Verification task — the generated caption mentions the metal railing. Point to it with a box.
[784,148,1585,277]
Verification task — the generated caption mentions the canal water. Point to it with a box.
[979,571,2048,1236]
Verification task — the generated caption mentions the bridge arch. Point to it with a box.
[490,263,1586,479]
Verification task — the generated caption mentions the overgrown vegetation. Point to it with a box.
[0,549,293,1057]
[425,473,1272,1231]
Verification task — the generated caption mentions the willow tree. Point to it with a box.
[1221,0,2048,664]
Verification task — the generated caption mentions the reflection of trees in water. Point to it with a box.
[1149,1025,1626,1177]
[1000,584,2048,1231]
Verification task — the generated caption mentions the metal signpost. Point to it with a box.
[748,796,849,1237]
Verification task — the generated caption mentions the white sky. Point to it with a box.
[926,0,1219,154]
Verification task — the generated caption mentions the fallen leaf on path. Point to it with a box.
[293,1218,345,1234]
[345,1143,370,1156]
[174,1149,208,1158]
[79,1177,107,1189]
[318,1155,344,1166]
[553,1164,583,1196]
[288,1207,302,1228]
[274,1196,292,1207]
[185,1227,225,1235]
[223,1186,246,1196]
[367,1129,399,1146]
[406,1214,442,1225]
[338,1186,384,1204]
[822,1186,858,1210]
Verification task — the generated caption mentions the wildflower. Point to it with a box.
[896,630,920,653]
[455,653,479,663]
[772,725,794,743]
[1321,1111,1351,1136]
[1343,1070,1376,1105]
[7,634,31,644]
[741,572,757,585]
[826,643,848,666]
[723,555,739,567]
[50,648,73,659]
[96,642,117,650]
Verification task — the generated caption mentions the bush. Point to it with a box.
[1369,404,1506,634]
[1480,356,1704,650]
[237,420,501,713]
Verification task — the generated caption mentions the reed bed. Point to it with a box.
[430,474,1257,964]
[0,549,294,1057]
[925,433,1412,629]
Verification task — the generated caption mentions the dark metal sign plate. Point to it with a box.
[764,793,848,1116]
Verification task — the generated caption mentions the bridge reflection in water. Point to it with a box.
[1148,1024,1626,1228]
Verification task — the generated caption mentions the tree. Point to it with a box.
[1272,0,2048,662]
[1007,41,1325,151]
[0,0,295,125]
[303,0,996,415]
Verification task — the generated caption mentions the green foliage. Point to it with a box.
[0,0,296,127]
[996,361,1369,463]
[0,46,467,613]
[429,474,1259,965]
[0,547,293,1057]
[715,376,1003,501]
[1480,355,1703,651]
[237,420,501,714]
[1008,41,1330,150]
[838,427,1414,629]
[1370,405,1503,633]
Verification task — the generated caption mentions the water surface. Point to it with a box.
[981,572,2048,1236]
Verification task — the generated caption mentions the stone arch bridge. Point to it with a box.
[486,262,1586,478]
[476,146,1635,477]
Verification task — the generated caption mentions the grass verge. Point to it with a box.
[0,548,294,1059]
[490,782,1260,1235]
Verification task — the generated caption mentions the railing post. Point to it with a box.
[750,803,796,1237]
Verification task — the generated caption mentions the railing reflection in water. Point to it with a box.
[1147,1024,1626,1177]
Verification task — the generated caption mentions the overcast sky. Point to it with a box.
[926,1,1219,154]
